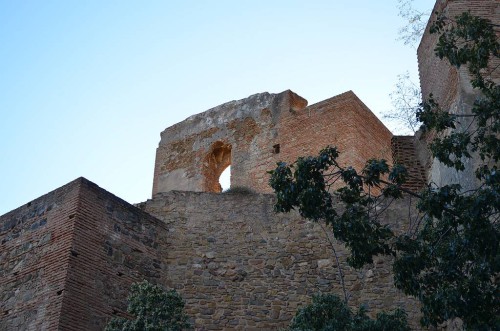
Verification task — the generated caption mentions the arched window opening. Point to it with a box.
[203,141,232,192]
[219,166,231,191]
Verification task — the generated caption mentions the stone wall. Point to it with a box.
[152,90,393,195]
[416,0,499,189]
[142,190,423,330]
[0,178,168,331]
[1,177,424,330]
[152,90,307,195]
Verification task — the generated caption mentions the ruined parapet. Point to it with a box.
[152,90,307,195]
[417,0,499,190]
[152,90,393,195]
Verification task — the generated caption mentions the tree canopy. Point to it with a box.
[289,293,410,331]
[105,280,190,331]
[270,11,499,330]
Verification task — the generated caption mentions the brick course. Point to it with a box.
[1,178,168,331]
[392,136,427,192]
[1,180,80,330]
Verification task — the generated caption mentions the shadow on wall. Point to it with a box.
[203,141,232,192]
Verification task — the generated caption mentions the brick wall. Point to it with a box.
[1,178,168,331]
[57,178,168,330]
[418,0,499,106]
[392,136,427,192]
[1,179,80,330]
[271,91,393,192]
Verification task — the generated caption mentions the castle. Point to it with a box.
[1,1,498,330]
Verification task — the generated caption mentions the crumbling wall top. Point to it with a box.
[152,89,393,196]
[159,90,307,144]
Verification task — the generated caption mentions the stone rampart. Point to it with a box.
[1,177,423,330]
[142,190,422,330]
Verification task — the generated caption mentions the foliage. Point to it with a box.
[105,280,190,331]
[384,71,422,134]
[271,149,396,269]
[396,0,429,47]
[289,294,410,331]
[423,11,500,168]
[270,11,499,330]
[388,0,428,135]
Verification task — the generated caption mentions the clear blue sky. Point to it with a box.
[0,0,434,215]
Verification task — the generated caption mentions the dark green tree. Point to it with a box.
[105,280,190,331]
[289,294,410,331]
[270,12,499,330]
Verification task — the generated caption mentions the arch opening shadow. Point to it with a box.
[203,142,232,192]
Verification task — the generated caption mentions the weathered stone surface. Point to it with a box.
[141,190,423,330]
[0,178,168,331]
[317,258,333,269]
[152,89,393,195]
[416,0,500,191]
[4,2,496,329]
[1,179,424,330]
